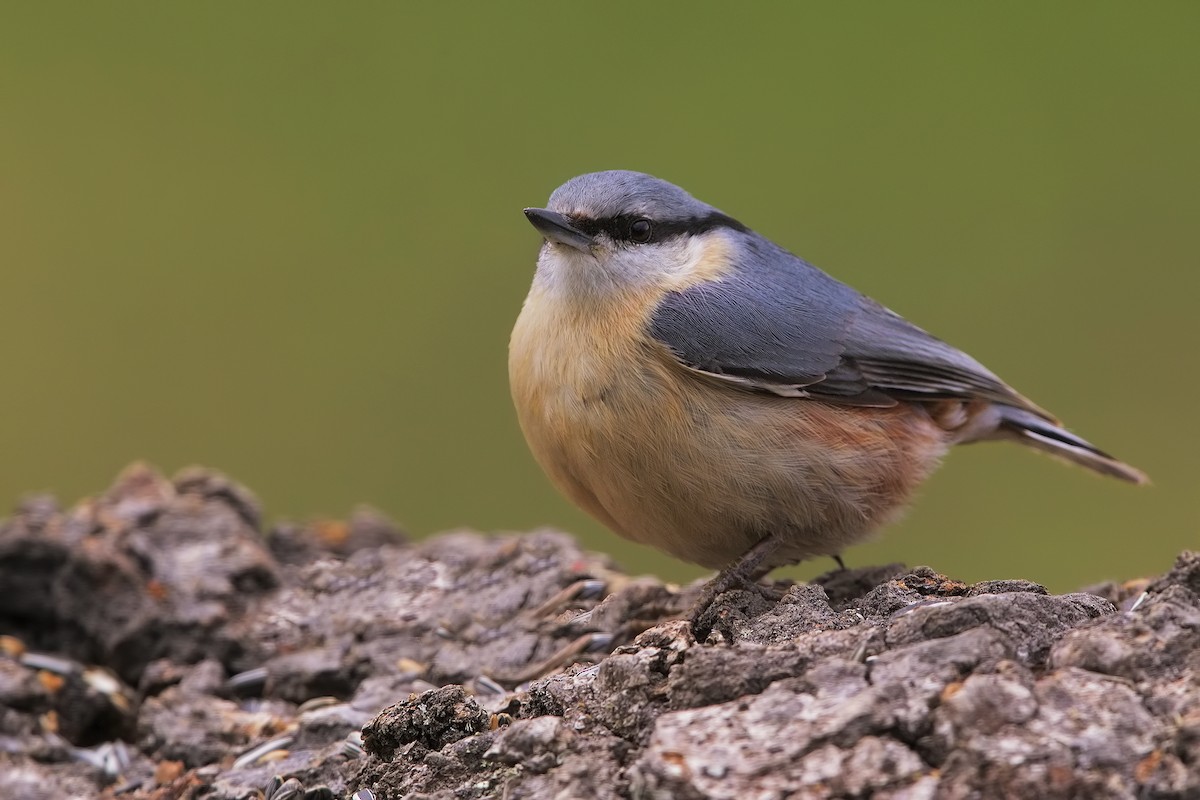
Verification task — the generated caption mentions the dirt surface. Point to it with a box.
[1,464,1197,799]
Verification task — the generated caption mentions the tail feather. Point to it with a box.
[997,407,1149,485]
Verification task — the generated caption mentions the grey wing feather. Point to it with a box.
[648,234,1051,418]
[648,236,853,391]
[842,298,1039,407]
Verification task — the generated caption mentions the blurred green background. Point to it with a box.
[1,4,1196,592]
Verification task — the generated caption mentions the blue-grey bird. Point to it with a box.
[510,170,1146,598]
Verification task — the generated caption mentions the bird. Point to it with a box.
[509,170,1147,607]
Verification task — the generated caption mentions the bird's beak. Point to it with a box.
[524,208,593,252]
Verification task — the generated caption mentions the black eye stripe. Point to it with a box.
[571,212,747,243]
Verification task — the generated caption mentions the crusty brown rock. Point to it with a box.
[0,465,1195,799]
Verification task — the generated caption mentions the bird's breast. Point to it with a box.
[508,284,683,528]
[509,283,668,444]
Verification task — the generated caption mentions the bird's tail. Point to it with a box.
[996,406,1149,485]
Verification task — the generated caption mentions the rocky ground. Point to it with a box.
[0,464,1197,799]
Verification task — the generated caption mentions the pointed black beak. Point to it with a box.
[524,208,593,252]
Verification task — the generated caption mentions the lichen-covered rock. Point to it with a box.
[484,716,571,773]
[0,465,1197,799]
[632,678,930,799]
[362,685,489,757]
[0,463,278,684]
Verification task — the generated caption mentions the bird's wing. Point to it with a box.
[647,235,1051,418]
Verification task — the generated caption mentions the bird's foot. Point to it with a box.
[685,532,784,635]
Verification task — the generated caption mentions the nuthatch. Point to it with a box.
[510,171,1146,599]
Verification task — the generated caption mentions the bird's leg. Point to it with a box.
[833,554,847,571]
[686,532,782,625]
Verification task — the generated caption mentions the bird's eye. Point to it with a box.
[629,218,653,243]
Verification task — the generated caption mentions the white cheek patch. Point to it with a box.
[533,229,735,301]
[663,232,735,290]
